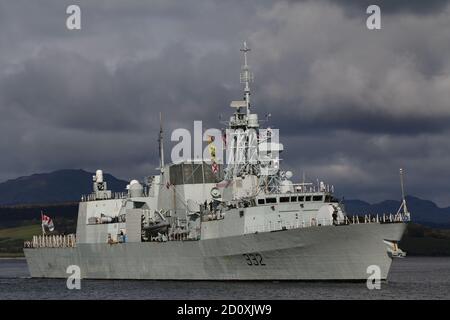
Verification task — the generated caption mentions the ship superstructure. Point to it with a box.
[24,43,409,280]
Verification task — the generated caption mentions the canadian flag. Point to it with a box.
[41,212,55,232]
[211,162,219,174]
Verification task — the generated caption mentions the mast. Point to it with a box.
[158,112,165,174]
[240,41,253,114]
[225,41,255,180]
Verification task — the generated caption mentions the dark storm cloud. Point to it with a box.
[0,46,235,133]
[286,0,450,16]
[271,106,450,136]
[337,0,450,15]
[1,49,135,132]
[0,0,450,206]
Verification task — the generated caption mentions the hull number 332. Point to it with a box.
[243,253,266,266]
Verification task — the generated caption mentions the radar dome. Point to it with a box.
[95,170,104,183]
[129,180,143,197]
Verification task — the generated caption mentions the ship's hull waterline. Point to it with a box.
[25,222,406,280]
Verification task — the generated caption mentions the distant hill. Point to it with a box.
[0,169,128,205]
[344,196,450,228]
[0,202,79,228]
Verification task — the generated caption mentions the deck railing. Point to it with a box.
[24,234,76,249]
[244,213,408,234]
[81,192,128,202]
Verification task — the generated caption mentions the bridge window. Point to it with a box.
[313,195,323,201]
[290,196,297,202]
[298,196,304,201]
[280,197,290,203]
[266,197,277,204]
[257,199,265,205]
[305,196,311,201]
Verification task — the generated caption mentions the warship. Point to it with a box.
[24,42,409,280]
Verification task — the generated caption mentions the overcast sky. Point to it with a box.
[1,0,450,205]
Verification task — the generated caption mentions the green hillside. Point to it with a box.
[0,224,41,257]
[0,224,42,239]
[0,216,75,257]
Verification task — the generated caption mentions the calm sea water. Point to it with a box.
[0,257,449,300]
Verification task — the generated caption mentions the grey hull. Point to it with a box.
[24,222,406,280]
